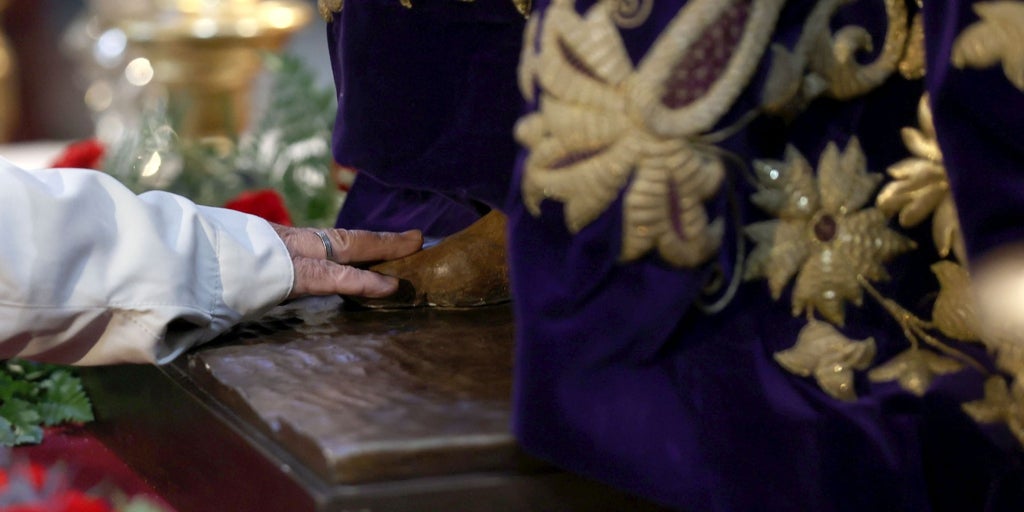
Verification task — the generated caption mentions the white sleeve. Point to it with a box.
[0,158,294,365]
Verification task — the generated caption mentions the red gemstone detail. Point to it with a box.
[814,214,837,242]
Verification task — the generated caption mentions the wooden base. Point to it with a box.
[81,300,668,511]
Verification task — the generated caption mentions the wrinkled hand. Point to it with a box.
[270,224,423,299]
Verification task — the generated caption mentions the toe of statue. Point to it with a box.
[351,210,510,309]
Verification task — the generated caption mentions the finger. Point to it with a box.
[289,257,400,299]
[326,228,423,264]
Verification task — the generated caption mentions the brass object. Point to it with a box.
[0,0,17,142]
[107,0,312,138]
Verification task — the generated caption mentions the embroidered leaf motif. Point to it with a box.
[774,321,876,401]
[868,349,964,396]
[952,1,1024,91]
[746,138,915,326]
[750,146,819,219]
[517,0,786,267]
[876,94,967,262]
[622,145,726,266]
[878,157,948,227]
[963,376,1012,424]
[933,198,967,262]
[962,376,1024,447]
[931,261,982,342]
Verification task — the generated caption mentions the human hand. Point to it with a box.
[270,224,423,299]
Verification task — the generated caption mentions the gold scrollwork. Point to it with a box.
[609,0,654,29]
[762,0,917,116]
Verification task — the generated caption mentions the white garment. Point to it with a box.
[0,158,293,365]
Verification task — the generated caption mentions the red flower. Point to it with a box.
[50,139,106,170]
[224,189,293,226]
[55,490,112,512]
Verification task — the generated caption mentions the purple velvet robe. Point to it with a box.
[328,1,1024,510]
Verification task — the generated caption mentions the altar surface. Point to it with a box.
[81,299,667,511]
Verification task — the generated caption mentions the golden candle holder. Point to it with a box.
[104,0,312,139]
[0,0,18,142]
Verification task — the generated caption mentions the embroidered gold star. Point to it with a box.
[744,138,916,326]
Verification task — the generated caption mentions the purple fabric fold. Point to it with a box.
[329,0,1024,509]
[327,0,526,235]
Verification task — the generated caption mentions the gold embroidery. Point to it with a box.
[318,0,344,21]
[808,0,911,99]
[952,1,1024,91]
[931,261,981,342]
[962,376,1024,446]
[609,0,654,29]
[876,94,966,262]
[517,0,785,267]
[511,0,532,17]
[745,138,993,399]
[868,348,964,396]
[762,0,915,116]
[899,11,926,80]
[774,321,876,401]
[744,138,915,326]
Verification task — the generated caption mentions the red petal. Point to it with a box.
[50,139,107,170]
[224,188,293,226]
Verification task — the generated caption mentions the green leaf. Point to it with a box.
[0,398,45,446]
[38,370,94,425]
[0,360,95,446]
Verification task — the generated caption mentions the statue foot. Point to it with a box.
[350,210,510,309]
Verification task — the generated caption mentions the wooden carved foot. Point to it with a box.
[351,210,510,308]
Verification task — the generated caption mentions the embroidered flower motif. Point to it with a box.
[952,1,1024,91]
[868,348,964,396]
[517,0,785,267]
[774,321,876,401]
[876,94,966,262]
[745,138,916,326]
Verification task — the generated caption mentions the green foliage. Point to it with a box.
[104,52,341,226]
[0,360,94,447]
